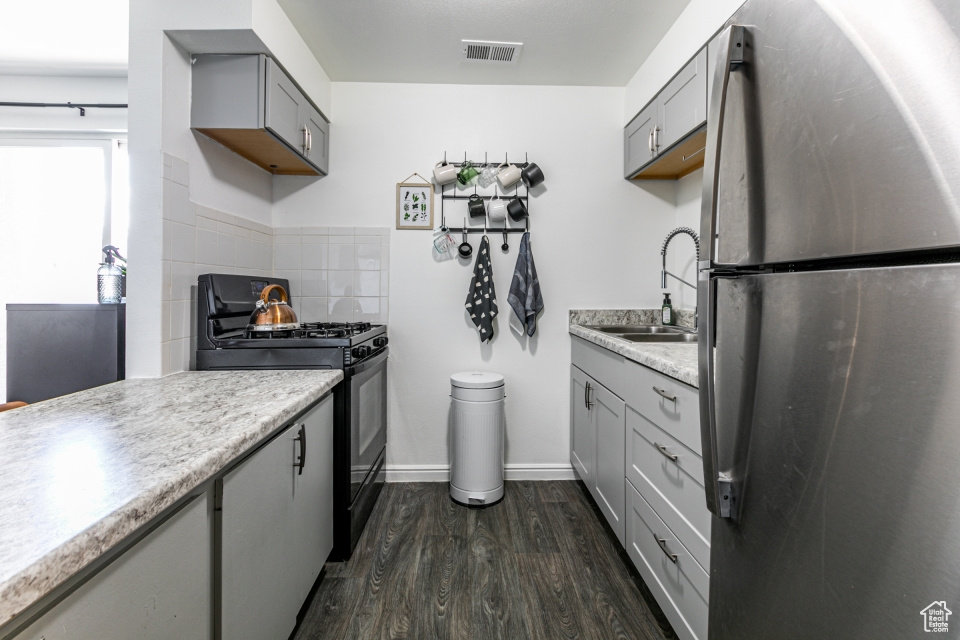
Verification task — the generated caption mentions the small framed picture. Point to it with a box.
[396,182,434,230]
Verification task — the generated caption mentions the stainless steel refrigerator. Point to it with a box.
[697,1,960,638]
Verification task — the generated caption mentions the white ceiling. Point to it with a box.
[276,0,693,86]
[0,0,128,76]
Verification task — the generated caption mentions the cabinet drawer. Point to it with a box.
[626,479,708,640]
[622,360,701,455]
[626,407,710,569]
[571,336,625,398]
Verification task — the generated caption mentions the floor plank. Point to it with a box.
[294,481,671,640]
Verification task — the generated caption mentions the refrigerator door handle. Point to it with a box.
[699,274,739,519]
[699,24,746,272]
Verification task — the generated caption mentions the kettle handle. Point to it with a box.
[260,284,289,304]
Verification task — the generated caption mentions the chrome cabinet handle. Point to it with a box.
[306,128,312,154]
[648,128,655,156]
[654,442,679,462]
[301,125,308,153]
[654,534,678,564]
[293,424,306,475]
[654,125,661,151]
[699,24,746,520]
[652,386,676,402]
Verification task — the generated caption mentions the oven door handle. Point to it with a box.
[346,346,389,376]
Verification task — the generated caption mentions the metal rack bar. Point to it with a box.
[0,101,128,117]
[438,151,532,233]
[444,227,528,234]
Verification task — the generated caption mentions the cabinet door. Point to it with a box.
[657,47,708,153]
[265,58,307,153]
[592,380,626,546]
[624,100,657,178]
[303,104,329,175]
[220,423,302,640]
[570,365,594,485]
[21,495,211,640]
[293,394,334,602]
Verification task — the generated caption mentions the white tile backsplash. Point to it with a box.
[301,270,327,297]
[355,244,381,270]
[159,155,388,375]
[276,226,390,323]
[328,244,355,270]
[160,154,276,376]
[328,270,354,297]
[354,271,380,297]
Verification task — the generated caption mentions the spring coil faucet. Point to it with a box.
[660,227,700,327]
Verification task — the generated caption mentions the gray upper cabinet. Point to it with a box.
[624,101,657,179]
[192,54,329,176]
[304,103,330,175]
[265,57,308,153]
[657,48,708,153]
[624,46,709,180]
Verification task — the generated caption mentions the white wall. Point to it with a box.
[0,75,127,133]
[273,82,675,477]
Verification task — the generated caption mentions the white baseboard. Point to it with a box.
[385,463,576,483]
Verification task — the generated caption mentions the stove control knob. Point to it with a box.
[373,337,388,348]
[352,345,370,360]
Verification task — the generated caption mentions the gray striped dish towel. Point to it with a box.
[465,235,498,342]
[508,232,543,337]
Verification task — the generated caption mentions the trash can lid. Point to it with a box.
[451,371,504,389]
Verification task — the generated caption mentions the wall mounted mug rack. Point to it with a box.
[438,151,532,237]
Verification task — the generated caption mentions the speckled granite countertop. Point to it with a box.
[569,310,699,388]
[0,370,342,627]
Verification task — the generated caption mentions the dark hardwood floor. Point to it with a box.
[294,481,674,640]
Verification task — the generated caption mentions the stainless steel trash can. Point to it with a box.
[450,371,505,506]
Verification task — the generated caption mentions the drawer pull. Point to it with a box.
[654,534,678,564]
[652,386,676,402]
[585,381,594,409]
[654,442,679,462]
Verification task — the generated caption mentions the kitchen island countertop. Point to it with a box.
[0,369,342,628]
[569,311,698,388]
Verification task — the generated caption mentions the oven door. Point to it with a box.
[347,347,387,503]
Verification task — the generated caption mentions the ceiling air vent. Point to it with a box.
[461,40,523,65]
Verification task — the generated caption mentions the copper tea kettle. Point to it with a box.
[247,284,299,331]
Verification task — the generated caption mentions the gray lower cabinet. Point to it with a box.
[571,335,708,640]
[570,359,626,546]
[20,494,212,640]
[570,365,594,486]
[219,394,334,640]
[192,54,329,176]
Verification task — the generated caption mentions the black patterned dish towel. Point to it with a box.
[507,232,544,337]
[465,235,498,342]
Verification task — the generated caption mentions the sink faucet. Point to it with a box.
[660,227,700,328]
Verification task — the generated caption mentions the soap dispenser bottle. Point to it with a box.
[661,293,674,326]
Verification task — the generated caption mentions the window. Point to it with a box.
[0,138,128,401]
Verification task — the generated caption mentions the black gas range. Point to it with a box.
[196,273,387,560]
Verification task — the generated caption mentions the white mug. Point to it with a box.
[488,194,507,222]
[496,163,522,189]
[433,161,458,185]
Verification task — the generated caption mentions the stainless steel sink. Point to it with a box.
[619,332,698,343]
[582,324,698,343]
[583,324,691,335]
